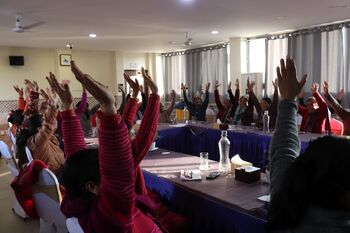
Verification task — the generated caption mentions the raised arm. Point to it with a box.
[117,86,126,114]
[247,80,261,115]
[323,81,349,121]
[71,61,134,224]
[46,72,86,157]
[270,56,307,199]
[202,82,210,109]
[14,85,25,110]
[122,73,140,127]
[131,67,160,166]
[74,88,87,116]
[182,83,193,108]
[165,90,176,116]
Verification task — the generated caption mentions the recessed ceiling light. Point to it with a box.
[89,33,97,38]
[179,0,195,4]
[211,30,219,35]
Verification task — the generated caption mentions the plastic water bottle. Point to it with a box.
[218,130,231,173]
[263,110,270,134]
[183,106,189,124]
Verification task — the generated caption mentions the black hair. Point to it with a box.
[16,113,43,167]
[268,136,350,231]
[8,109,24,125]
[261,97,272,106]
[76,101,89,109]
[61,149,100,199]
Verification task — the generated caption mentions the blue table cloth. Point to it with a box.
[156,125,309,168]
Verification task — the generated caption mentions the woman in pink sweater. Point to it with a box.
[47,61,162,233]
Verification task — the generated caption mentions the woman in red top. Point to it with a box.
[47,61,162,233]
[298,83,330,134]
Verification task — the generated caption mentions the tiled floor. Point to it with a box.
[0,159,39,232]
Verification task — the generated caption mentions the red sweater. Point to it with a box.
[215,89,239,122]
[298,92,329,134]
[60,109,161,233]
[121,94,160,195]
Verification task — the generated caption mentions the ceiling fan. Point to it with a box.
[168,32,193,46]
[12,14,44,33]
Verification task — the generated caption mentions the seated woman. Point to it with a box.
[49,61,163,233]
[268,56,350,232]
[182,82,210,121]
[297,82,329,134]
[323,81,350,135]
[214,80,239,124]
[16,79,65,176]
[248,79,279,129]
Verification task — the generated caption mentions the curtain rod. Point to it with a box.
[248,20,350,41]
[161,42,228,57]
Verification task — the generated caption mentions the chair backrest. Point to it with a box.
[66,217,84,233]
[322,117,344,135]
[32,168,67,233]
[0,140,19,177]
[8,127,16,148]
[330,118,344,135]
[25,146,34,163]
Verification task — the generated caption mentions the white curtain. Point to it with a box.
[288,32,322,96]
[162,54,186,100]
[321,29,344,97]
[343,27,350,108]
[266,38,288,95]
[200,47,228,99]
[161,46,228,101]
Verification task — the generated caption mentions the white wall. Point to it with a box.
[0,47,149,101]
[0,47,56,100]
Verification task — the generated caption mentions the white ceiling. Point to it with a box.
[0,0,349,53]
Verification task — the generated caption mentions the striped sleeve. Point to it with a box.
[97,112,135,225]
[61,109,87,158]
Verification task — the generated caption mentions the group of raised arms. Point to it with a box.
[8,61,187,233]
[180,72,350,136]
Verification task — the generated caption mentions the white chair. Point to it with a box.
[32,168,68,233]
[25,146,34,163]
[66,217,84,233]
[0,140,29,219]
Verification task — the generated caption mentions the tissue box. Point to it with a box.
[235,166,261,183]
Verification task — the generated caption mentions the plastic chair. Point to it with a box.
[25,146,34,163]
[66,217,84,233]
[32,168,68,233]
[322,117,344,135]
[0,140,29,219]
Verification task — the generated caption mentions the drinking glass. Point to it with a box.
[199,152,209,170]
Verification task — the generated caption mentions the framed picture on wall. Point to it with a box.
[60,54,72,66]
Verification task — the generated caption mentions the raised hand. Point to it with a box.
[205,82,211,92]
[124,73,140,98]
[235,79,239,89]
[311,82,319,94]
[272,78,278,90]
[46,72,73,110]
[181,83,187,91]
[276,56,307,100]
[71,61,116,116]
[24,79,39,92]
[40,89,50,102]
[298,88,304,99]
[323,81,329,95]
[247,79,256,92]
[139,85,144,93]
[215,80,221,90]
[13,85,24,97]
[227,81,231,90]
[171,90,176,99]
[337,88,345,101]
[141,67,158,94]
